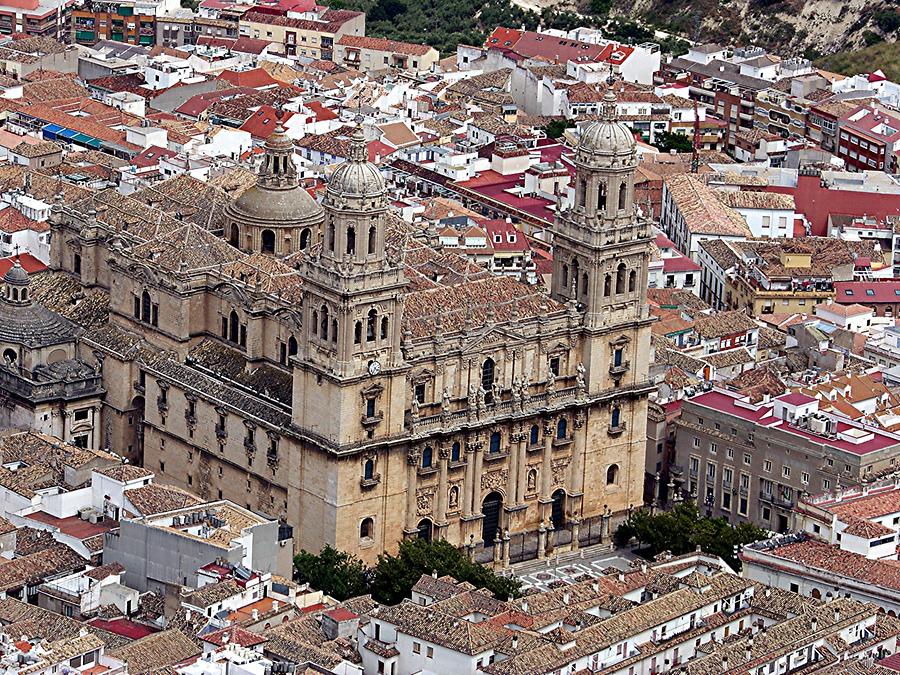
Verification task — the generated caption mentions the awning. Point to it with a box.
[59,129,79,140]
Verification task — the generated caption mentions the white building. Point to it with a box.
[814,302,874,334]
[714,190,797,239]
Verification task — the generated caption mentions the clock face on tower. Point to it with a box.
[368,360,382,376]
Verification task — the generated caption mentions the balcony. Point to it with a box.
[214,424,227,441]
[609,361,630,377]
[360,473,382,489]
[759,490,774,503]
[608,421,627,435]
[361,411,384,428]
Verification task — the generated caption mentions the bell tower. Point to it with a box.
[293,125,407,445]
[551,85,651,331]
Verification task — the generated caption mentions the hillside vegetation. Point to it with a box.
[815,40,900,81]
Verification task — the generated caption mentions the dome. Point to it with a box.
[227,182,323,227]
[576,89,636,160]
[326,126,385,200]
[225,118,324,228]
[3,260,29,286]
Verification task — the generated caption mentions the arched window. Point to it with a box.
[320,305,329,338]
[11,288,17,301]
[422,447,433,468]
[481,358,495,391]
[229,224,239,247]
[381,316,389,340]
[327,223,335,252]
[363,459,374,480]
[561,264,568,290]
[20,289,26,301]
[489,431,501,454]
[604,274,611,296]
[618,181,627,211]
[597,181,607,213]
[287,336,298,356]
[368,225,377,254]
[556,418,567,440]
[311,310,318,336]
[615,263,626,294]
[3,348,16,363]
[530,424,539,446]
[141,290,151,323]
[628,270,636,293]
[366,308,377,342]
[606,464,619,485]
[360,517,373,539]
[354,321,362,344]
[581,273,588,296]
[261,229,275,254]
[451,441,461,462]
[229,310,239,343]
[578,178,586,207]
[346,226,356,255]
[73,253,81,275]
[611,406,621,428]
[331,319,338,342]
[572,259,580,291]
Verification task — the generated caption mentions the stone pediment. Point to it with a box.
[461,325,526,355]
[212,282,250,306]
[273,307,303,329]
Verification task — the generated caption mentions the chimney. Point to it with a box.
[272,601,279,611]
[834,609,841,622]
[722,657,728,670]
[764,588,771,598]
[811,617,817,631]
[592,582,599,593]
[562,592,570,606]
[252,609,259,620]
[522,600,528,613]
[617,572,625,582]
[512,634,518,650]
[432,569,438,579]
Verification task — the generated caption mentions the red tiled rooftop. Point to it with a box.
[88,618,159,639]
[776,392,817,406]
[662,256,700,273]
[0,253,46,275]
[325,607,357,622]
[26,511,117,539]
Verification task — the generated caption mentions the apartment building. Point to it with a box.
[237,8,363,59]
[334,35,439,74]
[837,104,900,173]
[673,388,900,533]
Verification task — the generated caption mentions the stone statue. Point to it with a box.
[441,387,451,412]
[547,368,556,394]
[527,468,537,493]
[576,362,586,393]
[448,486,459,509]
[492,381,503,403]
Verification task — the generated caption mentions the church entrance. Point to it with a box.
[482,492,503,545]
[551,489,566,530]
[416,518,432,543]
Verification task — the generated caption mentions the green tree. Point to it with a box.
[293,545,369,601]
[653,130,694,153]
[615,503,768,569]
[544,119,574,139]
[370,539,521,605]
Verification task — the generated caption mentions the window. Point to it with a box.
[763,460,772,472]
[530,425,539,446]
[412,642,421,654]
[726,447,734,460]
[556,418,567,439]
[481,358,495,392]
[366,398,376,418]
[451,441,460,462]
[414,383,426,403]
[421,446,433,468]
[693,438,701,448]
[363,459,374,480]
[801,471,809,485]
[366,308,377,342]
[489,432,501,454]
[611,406,621,428]
[549,356,560,376]
[710,442,717,454]
[606,464,619,485]
[426,646,433,658]
[823,479,830,489]
[782,466,791,478]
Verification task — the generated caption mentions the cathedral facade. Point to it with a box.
[47,101,651,565]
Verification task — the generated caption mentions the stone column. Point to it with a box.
[516,432,528,505]
[435,446,450,528]
[600,506,611,543]
[569,411,587,502]
[502,530,510,568]
[540,420,554,500]
[537,520,547,559]
[462,441,475,519]
[493,532,501,565]
[570,518,581,550]
[508,430,521,504]
[471,440,484,516]
[405,449,420,536]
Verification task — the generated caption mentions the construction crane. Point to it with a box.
[691,98,701,174]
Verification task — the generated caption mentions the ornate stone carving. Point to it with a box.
[416,486,436,516]
[551,458,571,486]
[407,450,421,466]
[481,469,509,493]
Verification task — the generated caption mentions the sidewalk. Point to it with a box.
[510,542,639,591]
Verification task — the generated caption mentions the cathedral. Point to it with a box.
[45,92,652,565]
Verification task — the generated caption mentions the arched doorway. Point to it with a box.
[416,518,432,542]
[261,229,276,254]
[551,489,566,530]
[130,395,145,465]
[481,492,503,545]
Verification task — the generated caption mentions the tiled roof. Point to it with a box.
[692,310,757,339]
[0,543,86,593]
[714,189,795,210]
[130,223,243,273]
[338,34,434,57]
[94,465,154,482]
[110,629,201,674]
[124,483,203,516]
[664,174,752,238]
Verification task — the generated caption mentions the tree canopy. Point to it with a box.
[653,130,694,153]
[294,539,521,605]
[614,503,769,569]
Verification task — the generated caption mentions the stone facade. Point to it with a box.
[46,95,652,565]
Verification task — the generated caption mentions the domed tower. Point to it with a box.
[293,124,406,446]
[551,83,650,331]
[224,117,324,256]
